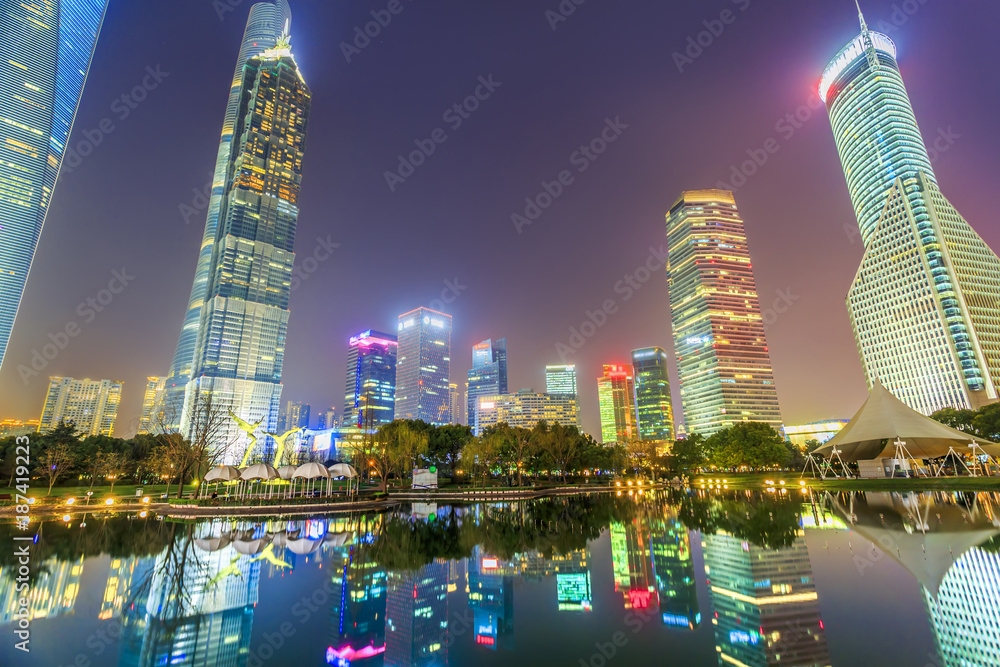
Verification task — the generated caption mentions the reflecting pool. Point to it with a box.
[3,489,1000,666]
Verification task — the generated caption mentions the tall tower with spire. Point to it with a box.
[176,3,311,462]
[821,7,1000,415]
[159,1,292,429]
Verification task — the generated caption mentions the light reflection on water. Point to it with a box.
[2,490,999,667]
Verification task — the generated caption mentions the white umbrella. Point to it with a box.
[194,535,231,552]
[287,537,322,555]
[328,463,359,497]
[277,465,298,480]
[233,538,269,555]
[324,531,353,547]
[203,465,242,498]
[241,464,278,499]
[269,531,288,548]
[294,462,330,498]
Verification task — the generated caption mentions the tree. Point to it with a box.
[370,421,428,492]
[665,433,706,474]
[973,404,1000,442]
[541,423,585,483]
[705,422,788,470]
[38,442,74,496]
[153,392,229,498]
[427,424,472,479]
[932,407,981,435]
[102,451,128,493]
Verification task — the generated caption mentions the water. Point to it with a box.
[2,489,998,667]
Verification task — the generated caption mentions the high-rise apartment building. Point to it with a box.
[395,308,452,426]
[467,338,508,434]
[666,190,783,437]
[138,376,166,434]
[179,18,311,461]
[631,347,675,442]
[449,383,461,424]
[822,9,1000,414]
[474,390,579,433]
[0,0,109,371]
[597,364,636,444]
[343,330,397,429]
[160,0,292,428]
[39,376,123,436]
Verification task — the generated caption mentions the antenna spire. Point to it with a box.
[855,0,880,71]
[856,0,867,31]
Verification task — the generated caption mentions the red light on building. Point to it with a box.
[476,635,495,646]
[628,589,652,609]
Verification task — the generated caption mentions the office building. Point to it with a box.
[328,543,387,666]
[666,190,783,437]
[631,347,675,442]
[343,330,397,428]
[610,518,657,611]
[160,0,292,428]
[474,390,579,433]
[0,555,83,623]
[0,0,109,371]
[0,419,38,438]
[395,308,452,426]
[449,383,461,424]
[784,421,849,449]
[598,364,636,444]
[138,377,166,434]
[179,18,312,461]
[545,364,578,396]
[822,9,1000,414]
[39,376,122,436]
[468,548,514,651]
[467,338,508,434]
[280,400,310,431]
[926,547,1000,667]
[703,532,829,667]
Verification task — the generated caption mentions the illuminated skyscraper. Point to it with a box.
[598,364,636,444]
[666,190,783,437]
[449,383,461,424]
[474,390,579,433]
[649,512,699,630]
[610,518,657,611]
[631,347,675,442]
[468,548,514,651]
[160,0,292,427]
[138,377,166,434]
[180,22,312,460]
[467,338,507,434]
[39,376,122,436]
[0,555,83,623]
[703,532,829,667]
[328,543,387,666]
[0,0,109,371]
[545,364,578,396]
[395,308,452,426]
[821,9,1000,414]
[344,330,397,428]
[280,400,310,431]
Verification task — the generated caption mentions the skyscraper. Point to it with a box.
[631,347,675,442]
[39,376,123,436]
[597,364,636,444]
[449,383,461,424]
[545,365,578,396]
[138,377,166,434]
[280,400,310,431]
[159,0,292,427]
[179,20,312,461]
[925,547,1000,667]
[822,10,1000,414]
[344,330,397,429]
[395,308,452,426]
[0,0,109,371]
[649,511,699,630]
[467,338,508,434]
[666,190,783,437]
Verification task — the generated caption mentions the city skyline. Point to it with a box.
[2,1,1000,439]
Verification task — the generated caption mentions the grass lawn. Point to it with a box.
[692,471,1000,492]
[1,483,198,505]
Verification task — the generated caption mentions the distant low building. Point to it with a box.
[784,421,849,449]
[0,419,39,438]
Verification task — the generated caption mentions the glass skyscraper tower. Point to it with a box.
[666,190,783,437]
[179,18,311,460]
[160,0,292,428]
[822,9,1000,414]
[631,347,675,442]
[597,364,636,444]
[0,0,109,371]
[343,330,397,428]
[395,307,452,426]
[467,338,507,434]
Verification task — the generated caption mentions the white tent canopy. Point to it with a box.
[276,465,298,481]
[814,381,999,462]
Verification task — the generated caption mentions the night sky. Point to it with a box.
[2,0,999,438]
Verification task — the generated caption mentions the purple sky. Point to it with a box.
[2,0,999,438]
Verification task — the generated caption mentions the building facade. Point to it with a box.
[280,400,310,431]
[449,383,461,424]
[0,0,109,371]
[138,377,166,434]
[395,308,452,426]
[467,338,508,434]
[384,561,449,666]
[160,0,292,427]
[39,376,122,436]
[474,390,579,433]
[343,330,397,429]
[822,11,1000,414]
[180,25,312,462]
[598,364,636,444]
[545,365,578,396]
[666,190,783,437]
[631,347,675,442]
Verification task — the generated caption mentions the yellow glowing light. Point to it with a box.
[27,497,35,504]
[140,511,148,518]
[799,480,806,486]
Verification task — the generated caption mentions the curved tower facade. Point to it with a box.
[160,0,291,427]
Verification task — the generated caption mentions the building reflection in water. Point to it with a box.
[702,529,830,667]
[0,555,84,623]
[328,520,387,666]
[467,546,514,651]
[611,517,658,611]
[650,510,700,630]
[384,560,449,667]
